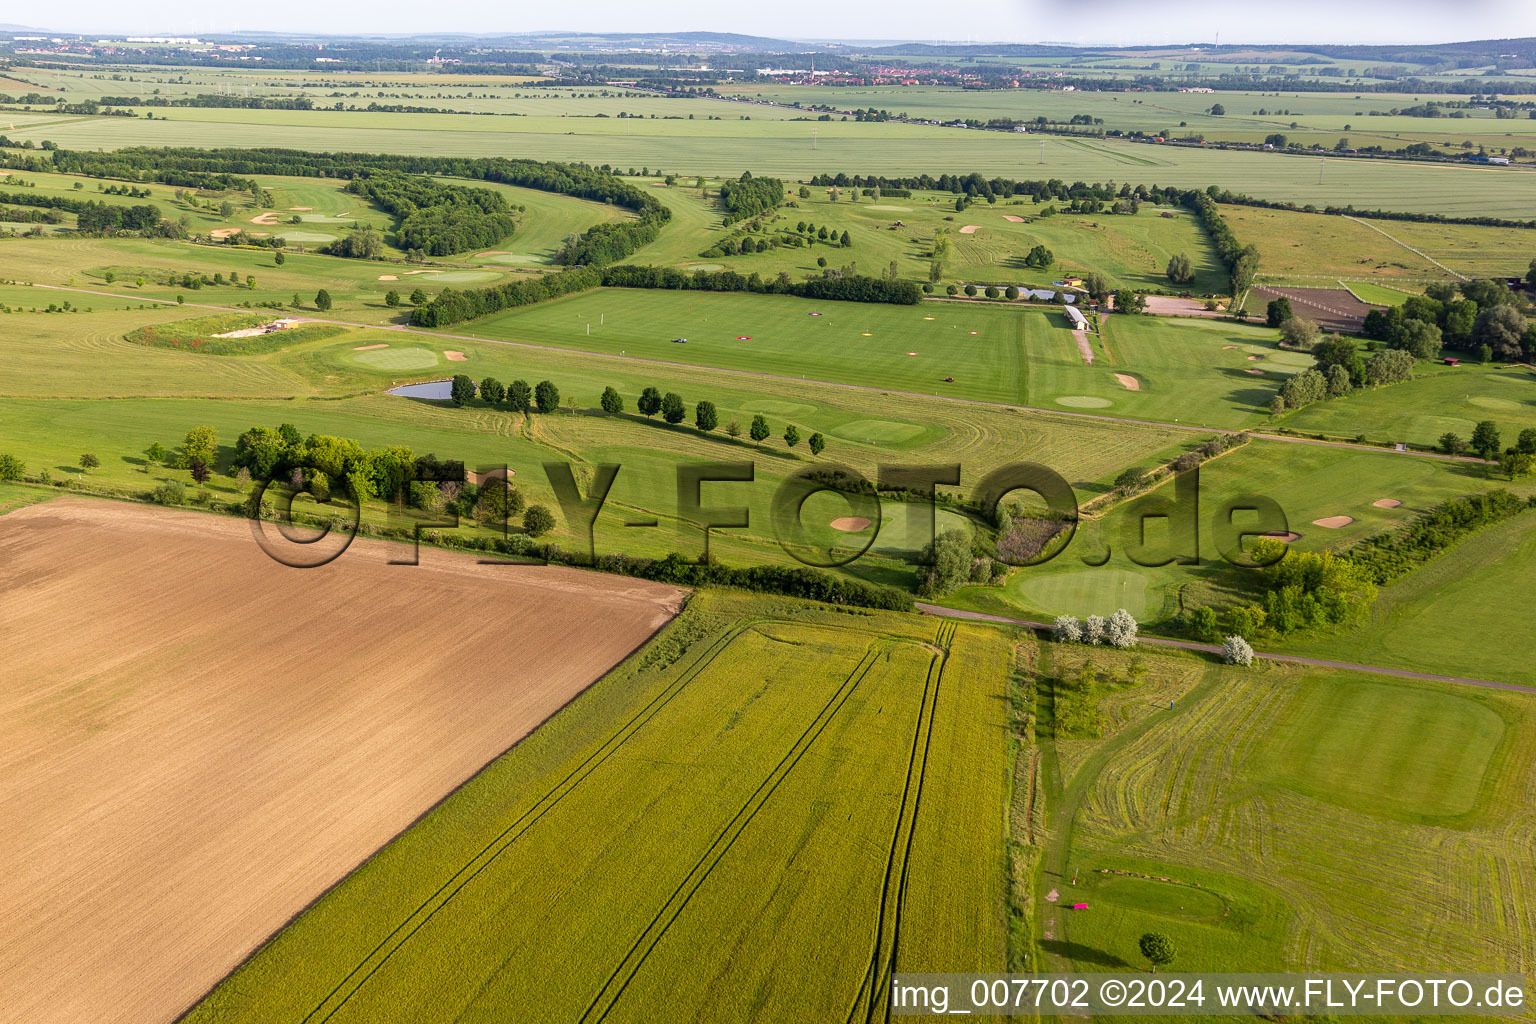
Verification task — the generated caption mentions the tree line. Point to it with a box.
[412,263,921,328]
[1184,189,1258,297]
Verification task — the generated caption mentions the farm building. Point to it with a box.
[264,318,299,333]
[1065,305,1088,331]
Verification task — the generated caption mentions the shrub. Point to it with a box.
[151,480,186,505]
[1221,635,1254,666]
[0,453,23,481]
[523,504,556,537]
[1104,608,1139,648]
[1082,614,1106,645]
[1052,615,1083,643]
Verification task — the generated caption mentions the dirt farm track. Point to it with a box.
[0,499,683,1024]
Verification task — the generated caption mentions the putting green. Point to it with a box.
[1055,395,1114,409]
[1468,396,1522,412]
[1252,679,1504,821]
[1241,345,1313,369]
[832,419,926,443]
[744,400,816,417]
[425,270,500,284]
[1012,567,1150,618]
[1094,876,1230,924]
[873,507,973,554]
[353,347,439,370]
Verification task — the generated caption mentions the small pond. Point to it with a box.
[387,379,453,400]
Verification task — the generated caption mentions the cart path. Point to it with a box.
[25,283,1494,466]
[914,603,1536,692]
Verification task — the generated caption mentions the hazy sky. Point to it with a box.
[20,0,1536,46]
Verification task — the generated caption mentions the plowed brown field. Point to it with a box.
[0,498,683,1024]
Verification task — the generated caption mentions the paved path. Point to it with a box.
[1251,432,1490,465]
[915,603,1536,693]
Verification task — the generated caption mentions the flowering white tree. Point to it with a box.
[1052,615,1083,643]
[1221,635,1254,667]
[1105,608,1139,648]
[1083,615,1107,646]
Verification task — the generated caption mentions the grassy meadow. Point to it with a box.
[1030,641,1536,984]
[940,436,1536,655]
[628,180,1229,293]
[1225,202,1536,283]
[1282,365,1536,448]
[450,287,1291,427]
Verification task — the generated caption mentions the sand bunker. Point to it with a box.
[1312,516,1355,529]
[287,206,313,211]
[1247,354,1264,361]
[1113,373,1140,391]
[377,274,398,281]
[402,269,442,275]
[1373,498,1403,509]
[249,211,280,226]
[958,225,980,234]
[466,467,518,486]
[1264,531,1301,542]
[353,343,389,351]
[1222,345,1238,350]
[475,251,515,257]
[1002,215,1025,222]
[829,517,873,533]
[209,227,240,240]
[444,350,467,361]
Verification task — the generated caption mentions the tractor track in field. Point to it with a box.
[845,620,954,1024]
[873,622,953,1024]
[581,639,892,1023]
[299,619,759,1024]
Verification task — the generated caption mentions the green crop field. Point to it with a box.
[8,109,1536,218]
[185,593,1011,1022]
